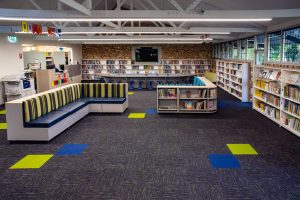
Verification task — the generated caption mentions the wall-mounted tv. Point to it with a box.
[135,47,158,62]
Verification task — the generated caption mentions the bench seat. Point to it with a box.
[24,98,126,128]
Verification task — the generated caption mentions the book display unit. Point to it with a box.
[161,59,212,75]
[253,65,300,137]
[157,77,217,113]
[216,60,250,102]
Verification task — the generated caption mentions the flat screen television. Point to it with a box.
[135,47,158,62]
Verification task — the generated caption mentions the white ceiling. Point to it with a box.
[0,0,299,44]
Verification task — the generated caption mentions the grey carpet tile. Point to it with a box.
[0,89,300,200]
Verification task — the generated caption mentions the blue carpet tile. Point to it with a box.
[208,154,241,168]
[55,144,88,156]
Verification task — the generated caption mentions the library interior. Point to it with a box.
[0,0,300,199]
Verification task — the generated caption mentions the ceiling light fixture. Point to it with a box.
[15,31,230,35]
[83,41,208,44]
[0,17,272,22]
[58,38,213,41]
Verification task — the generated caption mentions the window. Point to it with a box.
[214,45,217,58]
[268,31,281,62]
[283,27,300,63]
[247,37,255,60]
[255,34,265,65]
[233,41,238,59]
[256,34,265,49]
[240,39,247,60]
[228,42,233,59]
[224,43,229,59]
[220,44,224,58]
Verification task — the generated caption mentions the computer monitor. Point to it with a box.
[59,64,65,71]
[46,65,55,70]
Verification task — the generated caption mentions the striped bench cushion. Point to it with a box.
[22,84,81,123]
[81,83,126,98]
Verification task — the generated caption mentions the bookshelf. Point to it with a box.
[82,59,132,80]
[161,59,212,75]
[82,59,212,80]
[216,60,250,102]
[157,77,217,113]
[253,65,300,137]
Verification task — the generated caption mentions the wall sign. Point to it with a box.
[7,35,18,44]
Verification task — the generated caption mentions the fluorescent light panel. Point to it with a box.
[83,41,206,44]
[59,38,213,41]
[0,17,272,22]
[16,31,230,35]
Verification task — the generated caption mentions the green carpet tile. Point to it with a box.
[0,89,299,200]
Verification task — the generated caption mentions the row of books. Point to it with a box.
[284,85,300,102]
[282,114,300,132]
[162,60,211,65]
[255,80,281,95]
[255,101,280,121]
[255,89,280,107]
[82,60,101,64]
[106,60,130,64]
[158,89,176,98]
[283,99,300,117]
[257,69,281,80]
[180,100,215,110]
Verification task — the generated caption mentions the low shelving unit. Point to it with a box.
[253,65,300,137]
[157,77,217,113]
[82,59,212,81]
[216,60,250,102]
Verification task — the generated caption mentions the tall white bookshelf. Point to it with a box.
[253,65,300,137]
[216,60,250,102]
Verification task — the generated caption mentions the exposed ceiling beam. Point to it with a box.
[144,0,177,28]
[178,0,203,29]
[29,0,42,10]
[29,0,59,27]
[135,0,166,28]
[185,0,202,11]
[58,0,91,16]
[1,9,300,20]
[167,0,184,12]
[92,0,103,9]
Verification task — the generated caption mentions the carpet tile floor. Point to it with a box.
[0,88,299,199]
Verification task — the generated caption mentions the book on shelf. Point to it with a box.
[158,106,177,110]
[158,89,176,98]
[254,89,280,107]
[284,99,300,116]
[287,74,300,85]
[255,101,280,121]
[180,100,207,110]
[257,69,281,80]
[255,80,281,95]
[284,85,300,102]
[282,113,300,132]
[209,89,216,98]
